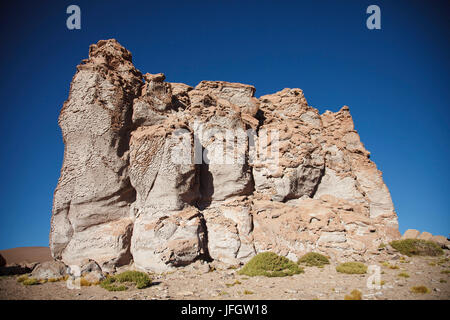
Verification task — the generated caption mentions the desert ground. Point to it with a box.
[0,247,449,300]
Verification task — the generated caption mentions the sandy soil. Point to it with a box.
[0,247,52,265]
[1,253,449,300]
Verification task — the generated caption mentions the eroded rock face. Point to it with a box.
[253,89,325,202]
[50,39,401,272]
[131,207,207,272]
[203,197,255,264]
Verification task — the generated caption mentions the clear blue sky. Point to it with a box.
[0,0,448,250]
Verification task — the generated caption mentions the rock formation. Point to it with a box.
[50,39,401,272]
[402,229,450,249]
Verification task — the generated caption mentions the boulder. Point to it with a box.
[31,261,67,280]
[80,259,102,275]
[431,235,450,249]
[0,253,5,267]
[402,229,420,239]
[80,260,105,283]
[417,231,433,241]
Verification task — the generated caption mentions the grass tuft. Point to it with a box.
[114,271,152,289]
[99,277,127,291]
[80,277,100,286]
[298,252,330,267]
[22,278,39,286]
[17,275,29,283]
[243,290,254,295]
[336,262,367,274]
[225,280,242,288]
[398,272,410,278]
[389,239,443,257]
[99,271,151,291]
[382,262,399,269]
[18,275,65,285]
[344,289,362,300]
[17,275,41,286]
[410,286,430,294]
[237,252,304,277]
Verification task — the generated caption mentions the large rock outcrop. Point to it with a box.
[50,39,400,271]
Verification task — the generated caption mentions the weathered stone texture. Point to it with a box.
[50,39,142,266]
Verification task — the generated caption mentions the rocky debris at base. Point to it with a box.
[80,259,105,283]
[2,252,449,300]
[0,262,37,276]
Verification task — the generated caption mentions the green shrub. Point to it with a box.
[100,277,128,291]
[398,272,410,278]
[99,271,152,291]
[225,280,241,288]
[17,275,29,283]
[344,289,362,300]
[389,239,443,257]
[298,252,330,267]
[17,275,42,286]
[336,262,367,274]
[114,271,152,289]
[243,290,254,295]
[22,278,39,286]
[237,252,304,277]
[410,286,430,294]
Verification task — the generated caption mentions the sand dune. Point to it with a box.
[0,247,52,265]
